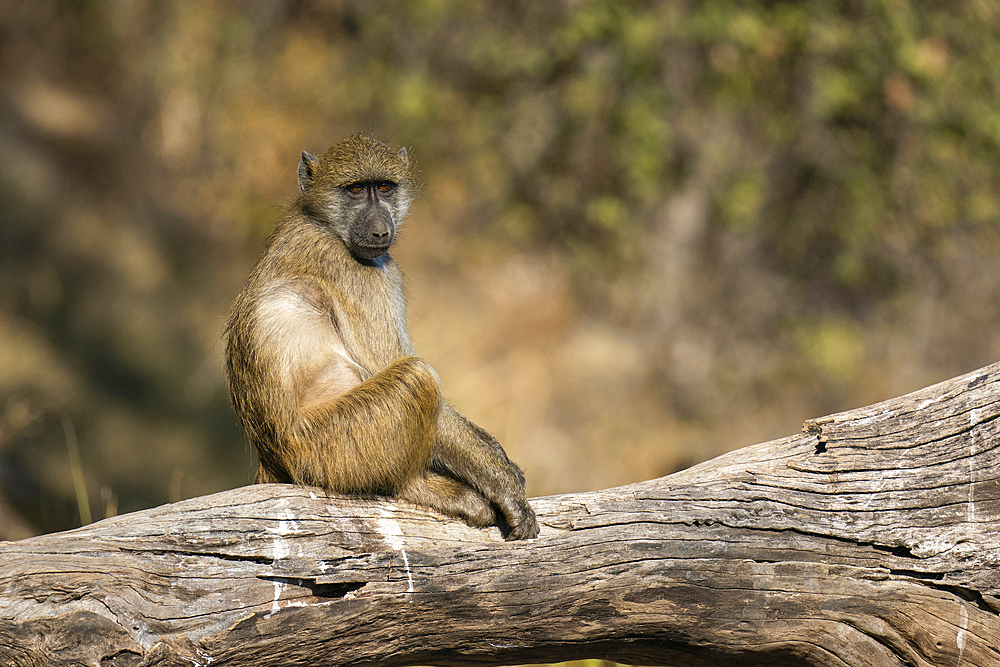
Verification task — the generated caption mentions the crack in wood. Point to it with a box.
[806,403,1000,448]
[117,547,276,566]
[968,374,990,389]
[99,648,142,666]
[714,523,921,560]
[255,576,365,601]
[888,571,1000,615]
[872,544,916,558]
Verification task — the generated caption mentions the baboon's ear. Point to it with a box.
[397,147,409,169]
[298,151,318,192]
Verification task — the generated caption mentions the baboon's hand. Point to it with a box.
[504,499,539,540]
[495,476,538,540]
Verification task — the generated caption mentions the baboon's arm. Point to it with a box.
[289,357,440,493]
[433,404,539,540]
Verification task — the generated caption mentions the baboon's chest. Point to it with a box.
[329,262,409,372]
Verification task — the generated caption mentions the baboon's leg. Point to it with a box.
[399,470,497,527]
[287,356,441,494]
[433,405,539,539]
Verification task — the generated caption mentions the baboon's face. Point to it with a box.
[339,180,402,259]
[297,135,415,261]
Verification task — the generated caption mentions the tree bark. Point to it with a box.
[3,363,1000,666]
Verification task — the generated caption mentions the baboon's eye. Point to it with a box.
[376,182,396,195]
[345,183,366,195]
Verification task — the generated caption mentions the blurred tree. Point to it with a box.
[1,0,998,536]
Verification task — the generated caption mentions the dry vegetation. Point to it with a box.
[1,1,999,538]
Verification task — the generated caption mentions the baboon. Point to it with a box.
[225,134,539,540]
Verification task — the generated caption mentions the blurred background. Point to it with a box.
[1,1,999,540]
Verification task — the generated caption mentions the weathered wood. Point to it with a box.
[3,363,1000,666]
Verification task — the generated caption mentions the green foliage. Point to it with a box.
[338,0,1000,313]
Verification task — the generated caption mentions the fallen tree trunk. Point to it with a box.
[3,363,1000,667]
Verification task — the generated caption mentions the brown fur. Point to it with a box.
[225,134,539,539]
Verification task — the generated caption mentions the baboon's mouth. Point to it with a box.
[352,243,391,259]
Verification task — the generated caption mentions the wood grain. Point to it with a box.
[3,363,1000,666]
